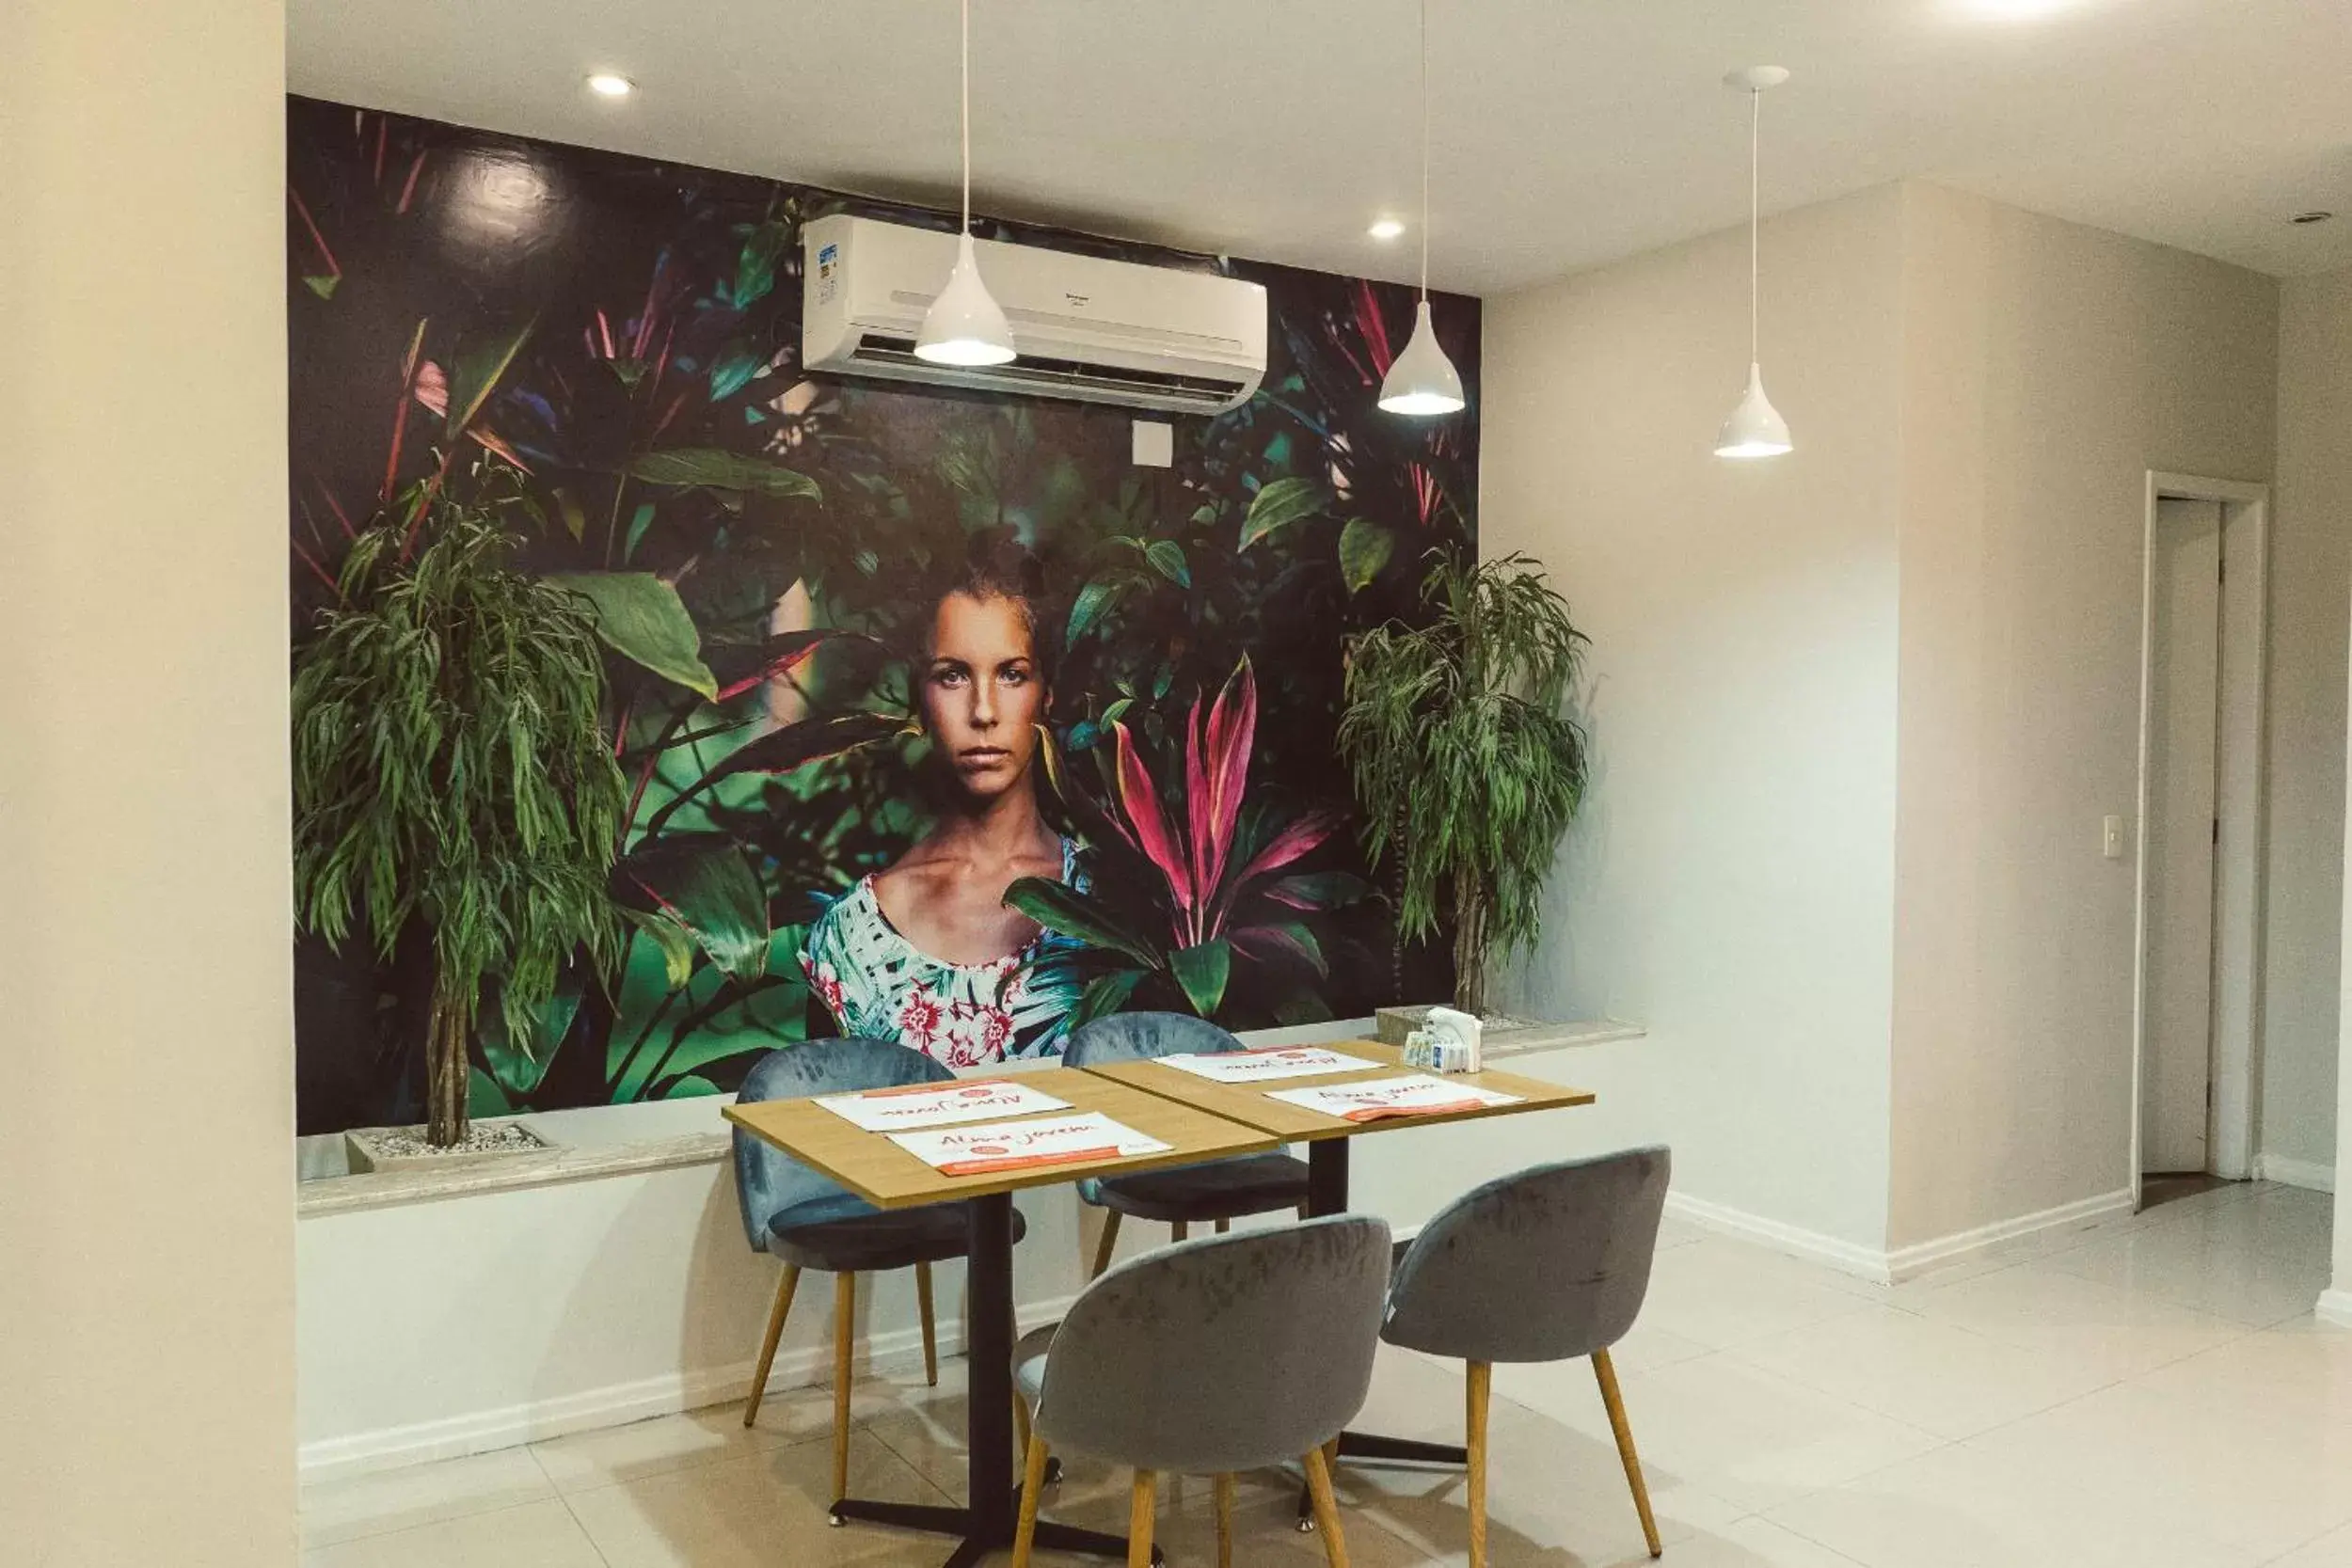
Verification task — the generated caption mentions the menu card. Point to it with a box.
[814,1078,1071,1133]
[1157,1046,1381,1085]
[1263,1073,1522,1123]
[889,1112,1171,1177]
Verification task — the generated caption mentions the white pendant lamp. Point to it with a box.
[1715,65,1793,458]
[1378,0,1466,418]
[915,0,1016,367]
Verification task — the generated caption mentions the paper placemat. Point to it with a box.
[888,1111,1171,1177]
[815,1078,1070,1133]
[1156,1046,1381,1084]
[1262,1072,1523,1123]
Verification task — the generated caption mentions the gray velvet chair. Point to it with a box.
[1381,1148,1674,1563]
[730,1038,1029,1505]
[1009,1215,1391,1568]
[1062,1012,1311,1275]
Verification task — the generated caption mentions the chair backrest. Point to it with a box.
[1383,1147,1671,1364]
[1033,1214,1391,1474]
[729,1037,953,1250]
[1061,1009,1244,1067]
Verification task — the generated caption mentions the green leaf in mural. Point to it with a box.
[468,1066,516,1118]
[1239,476,1325,550]
[303,275,341,300]
[708,342,762,401]
[1004,877,1162,969]
[663,1073,723,1101]
[445,319,535,439]
[546,573,719,700]
[1066,575,1124,646]
[1339,517,1396,594]
[642,712,904,840]
[621,907,697,990]
[1236,921,1328,978]
[1073,969,1146,1028]
[1169,939,1232,1018]
[1265,870,1374,911]
[619,838,771,983]
[556,489,588,543]
[479,976,583,1094]
[732,220,792,309]
[1145,539,1192,588]
[623,448,822,501]
[624,501,657,564]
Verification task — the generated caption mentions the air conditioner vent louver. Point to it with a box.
[807,214,1267,416]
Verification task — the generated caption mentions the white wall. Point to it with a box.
[1886,186,2280,1245]
[1480,186,1908,1254]
[0,3,295,1562]
[2266,268,2352,1184]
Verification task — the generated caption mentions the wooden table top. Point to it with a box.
[722,1066,1280,1210]
[1082,1039,1597,1142]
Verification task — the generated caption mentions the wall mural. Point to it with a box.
[287,96,1479,1134]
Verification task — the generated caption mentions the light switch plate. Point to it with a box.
[2102,815,2126,859]
[1131,419,1173,467]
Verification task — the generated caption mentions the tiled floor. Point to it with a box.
[302,1180,2347,1566]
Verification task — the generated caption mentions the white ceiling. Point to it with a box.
[287,0,2352,296]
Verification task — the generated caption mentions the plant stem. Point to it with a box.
[426,977,472,1146]
[1452,863,1487,1017]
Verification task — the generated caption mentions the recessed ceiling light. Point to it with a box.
[2291,211,2334,226]
[585,73,635,99]
[1367,217,1406,241]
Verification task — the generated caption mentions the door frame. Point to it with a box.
[2130,471,2270,1205]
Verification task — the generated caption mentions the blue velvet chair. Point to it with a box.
[1009,1215,1392,1568]
[730,1037,1029,1505]
[1062,1012,1312,1276]
[1381,1148,1674,1563]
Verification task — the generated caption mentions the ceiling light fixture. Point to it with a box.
[584,73,635,99]
[914,0,1017,367]
[1368,217,1406,241]
[1715,65,1794,460]
[1378,0,1466,418]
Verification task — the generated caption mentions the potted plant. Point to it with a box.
[293,462,628,1162]
[1337,549,1589,1020]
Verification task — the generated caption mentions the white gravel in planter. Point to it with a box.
[363,1123,546,1160]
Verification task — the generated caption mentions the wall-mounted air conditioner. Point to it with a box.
[801,213,1268,416]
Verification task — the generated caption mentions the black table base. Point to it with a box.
[1295,1137,1470,1527]
[823,1191,1152,1566]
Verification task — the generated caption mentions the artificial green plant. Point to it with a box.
[1337,550,1589,1016]
[293,463,629,1145]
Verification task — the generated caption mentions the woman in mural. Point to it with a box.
[798,545,1089,1064]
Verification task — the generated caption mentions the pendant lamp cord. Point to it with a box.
[1748,85,1760,365]
[960,0,973,235]
[1418,0,1431,301]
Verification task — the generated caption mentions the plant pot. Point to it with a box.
[342,1117,560,1175]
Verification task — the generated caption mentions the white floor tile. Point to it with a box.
[2270,1518,2352,1568]
[301,1497,605,1568]
[300,1445,555,1548]
[531,1400,798,1494]
[1899,1259,2250,1380]
[1638,1238,1887,1350]
[2038,1190,2336,1327]
[1726,1303,2117,1439]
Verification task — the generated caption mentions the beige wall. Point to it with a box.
[0,3,295,1563]
[2267,268,2352,1180]
[1886,186,2280,1246]
[1482,185,1907,1252]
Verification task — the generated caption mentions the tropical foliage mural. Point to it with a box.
[288,96,1480,1133]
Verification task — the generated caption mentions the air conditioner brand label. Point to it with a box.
[816,242,839,305]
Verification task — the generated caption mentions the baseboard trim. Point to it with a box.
[1664,1185,2140,1287]
[2316,1289,2352,1328]
[2252,1153,2337,1194]
[1662,1191,1893,1284]
[297,1289,1080,1483]
[1882,1187,2136,1281]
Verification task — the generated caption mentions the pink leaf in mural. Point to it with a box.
[1214,809,1338,927]
[1184,701,1212,906]
[1112,720,1194,926]
[412,360,450,418]
[468,425,532,473]
[1198,659,1257,901]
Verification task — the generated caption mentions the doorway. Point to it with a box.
[2131,473,2268,1205]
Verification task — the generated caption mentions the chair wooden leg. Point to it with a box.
[1091,1210,1123,1279]
[1215,1472,1236,1568]
[1128,1469,1157,1568]
[1594,1349,1662,1558]
[914,1260,939,1386]
[1467,1360,1491,1568]
[1303,1445,1349,1568]
[1171,1220,1188,1243]
[1013,1433,1051,1568]
[743,1263,800,1428]
[831,1272,856,1506]
[1215,1217,1231,1235]
[1013,1389,1031,1460]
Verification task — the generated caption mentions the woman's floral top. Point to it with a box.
[797,839,1089,1066]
